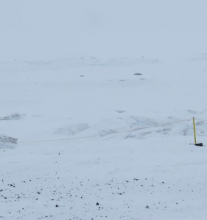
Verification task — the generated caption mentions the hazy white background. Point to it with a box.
[0,0,207,61]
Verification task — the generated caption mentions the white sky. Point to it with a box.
[0,0,207,61]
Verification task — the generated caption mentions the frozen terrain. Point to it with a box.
[1,1,207,220]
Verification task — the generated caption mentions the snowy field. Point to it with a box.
[1,1,207,220]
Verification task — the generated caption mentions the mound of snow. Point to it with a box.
[55,123,89,136]
[0,113,24,121]
[0,135,17,148]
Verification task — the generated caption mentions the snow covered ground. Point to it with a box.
[1,1,207,220]
[1,57,207,220]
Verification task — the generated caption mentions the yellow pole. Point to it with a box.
[193,117,197,144]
